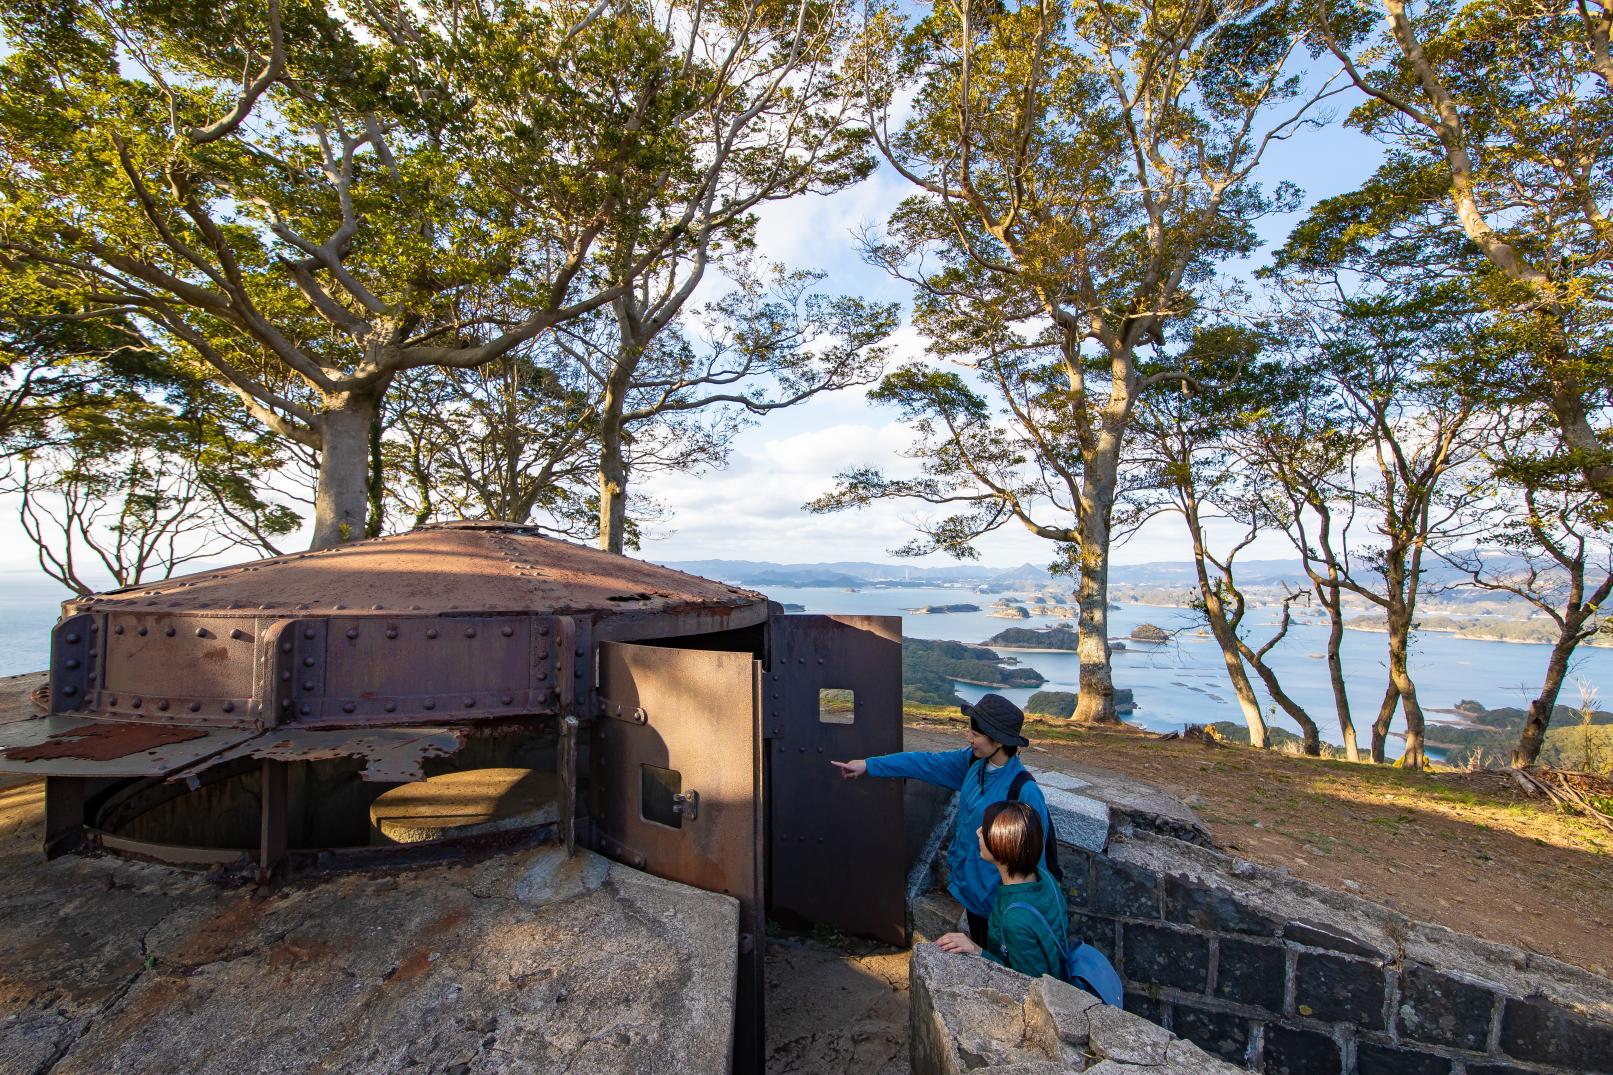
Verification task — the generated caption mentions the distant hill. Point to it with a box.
[660,552,1579,612]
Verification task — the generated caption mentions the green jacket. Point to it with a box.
[982,867,1068,979]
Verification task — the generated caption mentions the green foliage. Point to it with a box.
[1025,690,1078,719]
[1208,721,1343,759]
[1540,725,1613,776]
[985,624,1077,649]
[1299,0,1613,514]
[902,636,1044,706]
[0,0,872,543]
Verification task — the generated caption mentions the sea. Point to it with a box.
[763,585,1613,753]
[4,571,1609,753]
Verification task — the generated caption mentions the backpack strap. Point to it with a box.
[1005,900,1060,941]
[1005,900,1068,972]
[1007,769,1033,801]
[1010,901,1122,1007]
[1005,769,1063,882]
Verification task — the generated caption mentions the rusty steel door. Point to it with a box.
[766,614,905,946]
[591,640,764,1070]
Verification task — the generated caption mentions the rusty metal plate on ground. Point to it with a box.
[767,614,906,946]
[0,714,256,778]
[169,726,467,784]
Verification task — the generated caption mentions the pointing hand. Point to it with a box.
[830,759,867,779]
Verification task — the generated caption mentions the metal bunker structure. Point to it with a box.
[0,522,907,1068]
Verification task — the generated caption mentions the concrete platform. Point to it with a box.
[0,778,738,1075]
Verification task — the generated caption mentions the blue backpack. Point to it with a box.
[1007,901,1124,1007]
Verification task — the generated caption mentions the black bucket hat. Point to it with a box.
[960,693,1028,747]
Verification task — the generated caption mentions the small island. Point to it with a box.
[1422,699,1613,767]
[1345,613,1612,646]
[989,605,1031,619]
[905,603,982,615]
[984,624,1078,650]
[1130,623,1170,644]
[903,637,1046,706]
[1026,688,1136,718]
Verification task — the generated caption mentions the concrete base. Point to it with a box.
[0,779,738,1075]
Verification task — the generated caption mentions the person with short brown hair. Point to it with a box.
[935,801,1067,979]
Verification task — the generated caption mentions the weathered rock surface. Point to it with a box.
[0,779,737,1075]
[909,943,1243,1074]
[766,933,908,1074]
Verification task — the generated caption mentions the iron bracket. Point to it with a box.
[597,697,648,725]
[672,789,699,821]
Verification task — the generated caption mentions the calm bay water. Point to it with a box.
[766,585,1613,750]
[5,571,1608,750]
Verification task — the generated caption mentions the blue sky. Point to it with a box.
[630,98,1388,570]
[0,75,1387,591]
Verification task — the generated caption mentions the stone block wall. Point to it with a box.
[911,765,1613,1074]
[1063,833,1613,1074]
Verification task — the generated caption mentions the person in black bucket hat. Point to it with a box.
[832,692,1052,948]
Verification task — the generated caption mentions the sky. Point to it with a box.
[626,91,1388,570]
[0,61,1389,593]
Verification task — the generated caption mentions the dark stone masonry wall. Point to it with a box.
[1061,831,1613,1075]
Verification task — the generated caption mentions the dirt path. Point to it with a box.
[764,931,909,1074]
[905,714,1613,978]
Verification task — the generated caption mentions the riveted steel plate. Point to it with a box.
[310,614,547,725]
[98,612,263,726]
[0,714,256,778]
[767,614,905,946]
[593,641,760,910]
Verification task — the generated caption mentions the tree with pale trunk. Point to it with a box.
[0,0,861,549]
[818,0,1342,721]
[1437,422,1613,767]
[5,370,298,594]
[1129,325,1325,753]
[1258,288,1486,767]
[566,259,897,553]
[381,347,604,536]
[1315,0,1613,516]
[1243,372,1368,760]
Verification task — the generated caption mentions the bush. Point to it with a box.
[1026,691,1079,718]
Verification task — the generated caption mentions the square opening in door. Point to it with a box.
[640,763,684,829]
[818,688,856,725]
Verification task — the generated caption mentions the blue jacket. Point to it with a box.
[865,747,1052,917]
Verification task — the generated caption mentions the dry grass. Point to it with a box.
[905,708,1613,977]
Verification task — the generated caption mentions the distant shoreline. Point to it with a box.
[1342,620,1611,648]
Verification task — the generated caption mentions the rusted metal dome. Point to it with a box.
[0,524,767,788]
[63,521,766,626]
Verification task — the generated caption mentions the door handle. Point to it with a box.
[672,790,700,821]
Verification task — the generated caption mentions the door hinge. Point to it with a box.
[672,790,700,821]
[597,696,647,724]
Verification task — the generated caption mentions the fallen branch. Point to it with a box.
[1548,771,1613,833]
